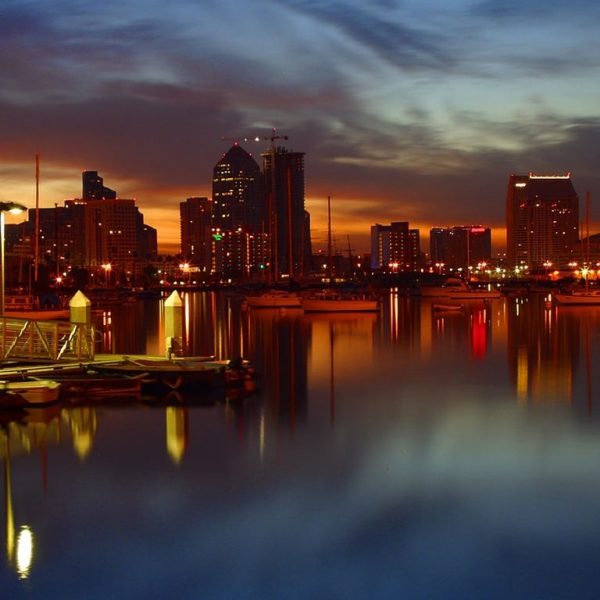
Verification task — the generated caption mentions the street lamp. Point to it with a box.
[101,263,112,287]
[179,262,191,285]
[0,201,27,315]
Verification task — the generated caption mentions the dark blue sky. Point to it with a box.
[1,0,599,253]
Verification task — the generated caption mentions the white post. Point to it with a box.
[68,290,93,359]
[69,290,91,324]
[164,290,183,358]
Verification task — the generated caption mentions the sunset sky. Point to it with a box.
[1,0,599,255]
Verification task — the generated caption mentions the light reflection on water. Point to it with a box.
[2,291,600,598]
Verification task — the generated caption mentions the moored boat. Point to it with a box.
[244,289,302,308]
[38,371,145,402]
[301,290,379,313]
[91,355,258,395]
[419,278,501,299]
[0,380,62,408]
[553,289,600,305]
[92,357,226,392]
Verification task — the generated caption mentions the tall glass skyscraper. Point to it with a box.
[506,173,579,268]
[212,144,262,233]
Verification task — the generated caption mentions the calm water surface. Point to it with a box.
[2,291,600,599]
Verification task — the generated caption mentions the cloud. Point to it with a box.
[1,0,599,253]
[284,0,455,71]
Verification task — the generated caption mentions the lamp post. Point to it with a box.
[0,202,27,315]
[102,263,112,287]
[179,262,190,286]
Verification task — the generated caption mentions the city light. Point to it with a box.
[16,525,34,579]
[102,263,112,287]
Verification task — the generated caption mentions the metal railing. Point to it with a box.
[0,317,95,361]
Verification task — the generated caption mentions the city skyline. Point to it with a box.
[1,1,599,253]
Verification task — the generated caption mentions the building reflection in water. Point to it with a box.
[183,291,248,360]
[53,290,600,464]
[245,307,308,429]
[3,290,600,584]
[304,311,378,427]
[507,295,580,405]
[379,291,593,408]
[94,299,162,356]
[87,291,600,415]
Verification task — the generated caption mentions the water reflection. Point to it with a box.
[4,290,600,593]
[92,291,600,415]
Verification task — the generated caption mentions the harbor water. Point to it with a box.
[2,290,600,599]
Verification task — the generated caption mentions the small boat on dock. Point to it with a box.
[0,380,62,408]
[33,370,145,402]
[92,357,225,392]
[91,356,257,395]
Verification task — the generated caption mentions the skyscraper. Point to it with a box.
[212,144,263,278]
[430,226,492,269]
[180,197,212,273]
[261,146,308,279]
[212,145,262,232]
[370,222,420,271]
[506,173,579,268]
[61,171,155,268]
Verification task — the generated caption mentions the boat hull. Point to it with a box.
[50,373,144,402]
[301,299,379,312]
[244,292,301,308]
[92,358,227,393]
[554,293,600,305]
[0,380,62,408]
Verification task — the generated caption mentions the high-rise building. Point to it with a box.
[137,214,157,260]
[370,222,420,271]
[262,146,309,279]
[430,226,492,269]
[82,171,117,200]
[213,145,262,232]
[54,172,156,269]
[180,197,212,272]
[212,145,263,278]
[26,205,84,274]
[82,198,138,267]
[506,173,579,268]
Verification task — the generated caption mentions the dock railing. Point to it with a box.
[0,316,95,361]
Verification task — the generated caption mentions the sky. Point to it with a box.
[1,0,599,255]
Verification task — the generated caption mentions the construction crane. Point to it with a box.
[221,128,288,148]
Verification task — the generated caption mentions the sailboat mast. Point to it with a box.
[327,196,332,282]
[586,191,591,266]
[34,154,40,283]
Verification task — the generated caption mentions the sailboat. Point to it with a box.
[554,191,600,305]
[301,197,379,313]
[553,287,600,305]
